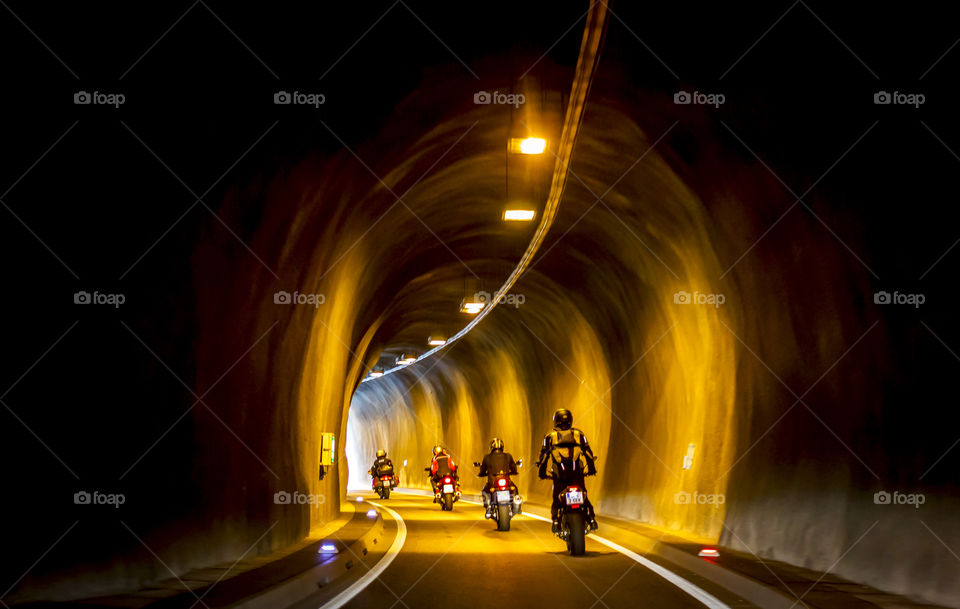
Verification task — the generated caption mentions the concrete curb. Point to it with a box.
[225,509,387,609]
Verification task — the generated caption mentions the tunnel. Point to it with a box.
[3,2,960,608]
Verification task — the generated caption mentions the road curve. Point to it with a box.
[316,492,743,609]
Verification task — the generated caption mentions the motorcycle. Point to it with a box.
[474,458,523,531]
[373,474,396,499]
[538,454,599,556]
[557,483,589,555]
[425,467,461,510]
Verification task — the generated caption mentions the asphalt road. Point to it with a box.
[296,492,749,609]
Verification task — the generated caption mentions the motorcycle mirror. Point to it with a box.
[516,458,523,467]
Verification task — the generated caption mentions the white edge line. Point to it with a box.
[318,500,407,609]
[463,498,730,609]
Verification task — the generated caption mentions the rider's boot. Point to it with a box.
[551,519,561,534]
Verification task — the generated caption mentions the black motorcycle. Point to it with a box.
[539,454,598,556]
[474,458,523,531]
[556,483,589,555]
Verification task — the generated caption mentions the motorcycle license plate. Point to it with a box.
[565,490,584,504]
[443,484,454,493]
[495,490,511,503]
[383,480,390,487]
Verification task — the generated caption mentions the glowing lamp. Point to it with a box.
[397,353,417,365]
[509,137,546,154]
[427,335,446,346]
[460,299,485,314]
[503,209,536,221]
[369,369,384,378]
[698,548,720,558]
[318,543,339,554]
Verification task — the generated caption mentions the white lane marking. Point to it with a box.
[318,499,407,609]
[399,492,729,609]
[516,508,730,609]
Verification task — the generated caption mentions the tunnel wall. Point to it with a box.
[9,65,959,609]
[345,99,960,606]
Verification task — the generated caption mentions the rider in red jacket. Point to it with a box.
[429,445,458,497]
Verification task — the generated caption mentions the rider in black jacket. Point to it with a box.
[477,437,518,516]
[369,449,396,486]
[537,409,598,533]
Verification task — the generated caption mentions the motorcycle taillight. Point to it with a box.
[497,478,507,488]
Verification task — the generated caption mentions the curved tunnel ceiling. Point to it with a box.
[5,3,960,608]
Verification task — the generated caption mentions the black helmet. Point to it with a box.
[376,449,386,458]
[490,437,504,452]
[553,408,573,430]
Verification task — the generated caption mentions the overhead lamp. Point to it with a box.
[397,353,417,365]
[509,137,546,155]
[460,299,485,314]
[368,369,384,378]
[427,335,446,346]
[503,209,536,221]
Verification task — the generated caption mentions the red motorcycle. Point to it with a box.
[426,467,461,510]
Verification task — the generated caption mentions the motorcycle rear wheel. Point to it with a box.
[497,504,511,531]
[566,511,586,555]
[442,494,454,511]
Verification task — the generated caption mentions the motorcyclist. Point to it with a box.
[537,409,598,533]
[429,445,458,499]
[477,437,518,517]
[369,449,397,488]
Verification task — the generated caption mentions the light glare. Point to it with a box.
[503,209,536,221]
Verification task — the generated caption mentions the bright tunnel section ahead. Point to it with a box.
[3,2,960,609]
